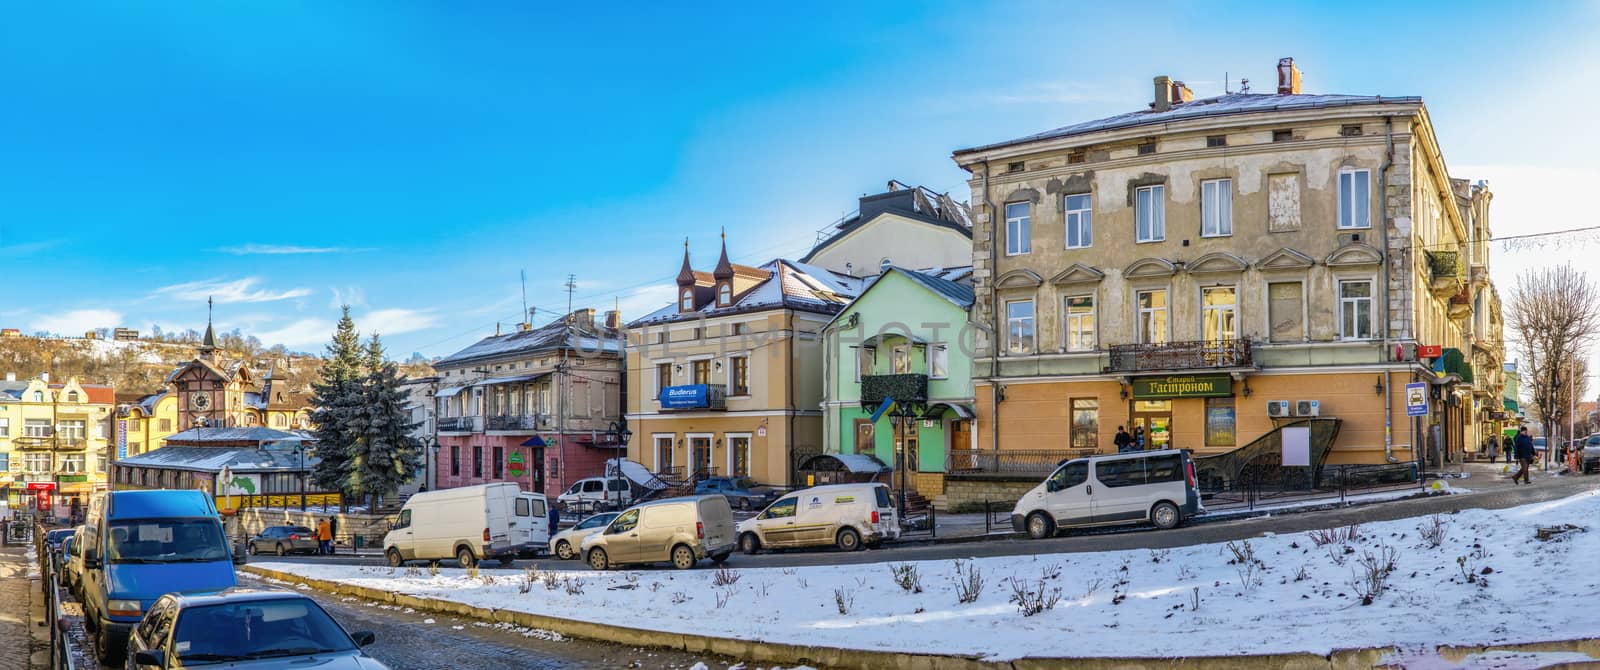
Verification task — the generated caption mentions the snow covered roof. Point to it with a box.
[434,314,622,369]
[163,426,313,445]
[630,259,864,327]
[802,182,973,264]
[956,92,1422,155]
[115,445,317,474]
[890,266,975,309]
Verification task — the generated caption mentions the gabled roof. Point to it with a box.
[434,313,623,368]
[115,446,317,474]
[630,259,865,327]
[955,92,1422,156]
[802,182,973,264]
[886,266,975,309]
[163,426,312,444]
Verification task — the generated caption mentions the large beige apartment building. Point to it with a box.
[950,58,1504,468]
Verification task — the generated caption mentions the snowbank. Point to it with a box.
[254,489,1600,661]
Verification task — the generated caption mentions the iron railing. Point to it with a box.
[947,448,1096,475]
[860,373,929,407]
[486,414,540,431]
[1200,462,1424,512]
[437,416,482,432]
[1107,338,1253,372]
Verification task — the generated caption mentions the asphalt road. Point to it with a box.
[260,470,1600,573]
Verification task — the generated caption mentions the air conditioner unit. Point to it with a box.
[1266,401,1292,418]
[1295,400,1321,417]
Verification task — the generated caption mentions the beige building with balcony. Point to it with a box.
[0,374,116,518]
[950,58,1503,468]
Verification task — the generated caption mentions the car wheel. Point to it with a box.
[248,541,259,555]
[739,533,761,555]
[94,621,117,665]
[836,527,861,552]
[670,544,697,570]
[276,543,286,556]
[456,547,477,568]
[1026,512,1056,540]
[587,548,610,570]
[555,540,574,560]
[1151,501,1181,530]
[386,548,404,567]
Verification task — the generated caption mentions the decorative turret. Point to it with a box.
[676,238,698,313]
[713,229,735,306]
[199,296,218,359]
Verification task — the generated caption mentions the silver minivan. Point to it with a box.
[1012,449,1202,538]
[581,495,735,570]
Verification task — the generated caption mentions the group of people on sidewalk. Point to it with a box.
[1113,425,1147,453]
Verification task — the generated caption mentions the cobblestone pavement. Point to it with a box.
[0,544,41,670]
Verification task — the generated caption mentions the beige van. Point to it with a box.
[580,495,735,570]
[736,483,898,553]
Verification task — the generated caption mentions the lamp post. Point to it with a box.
[601,421,632,508]
[295,445,307,511]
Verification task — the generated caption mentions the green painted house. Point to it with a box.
[822,267,975,497]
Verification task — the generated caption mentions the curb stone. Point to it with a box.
[243,565,1599,670]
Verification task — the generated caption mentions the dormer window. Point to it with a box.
[717,283,732,306]
[680,288,695,312]
[67,391,79,402]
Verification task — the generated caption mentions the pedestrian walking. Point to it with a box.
[1487,435,1500,464]
[1512,427,1535,485]
[315,518,333,555]
[548,500,560,533]
[1133,425,1146,451]
[1113,426,1133,453]
[327,516,339,555]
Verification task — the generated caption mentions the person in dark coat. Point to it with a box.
[1512,427,1536,485]
[548,501,560,533]
[1113,426,1133,453]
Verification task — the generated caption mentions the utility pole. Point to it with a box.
[557,274,576,500]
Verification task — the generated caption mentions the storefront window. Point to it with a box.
[1070,399,1099,450]
[1205,397,1236,447]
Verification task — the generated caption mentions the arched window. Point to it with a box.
[32,391,43,402]
[67,391,79,402]
[718,283,732,306]
[680,288,695,311]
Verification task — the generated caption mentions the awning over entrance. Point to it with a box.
[520,436,548,448]
[799,453,891,475]
[860,332,928,348]
[923,402,974,419]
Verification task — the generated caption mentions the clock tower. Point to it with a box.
[169,298,254,430]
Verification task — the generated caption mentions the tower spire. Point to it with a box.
[713,228,734,281]
[200,296,217,355]
[676,237,696,285]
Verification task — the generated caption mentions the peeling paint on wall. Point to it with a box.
[1269,173,1302,232]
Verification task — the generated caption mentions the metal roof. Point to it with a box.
[473,372,551,387]
[163,426,313,444]
[891,266,975,309]
[955,92,1422,155]
[434,317,622,369]
[115,445,317,473]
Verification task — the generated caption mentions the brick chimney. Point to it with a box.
[1171,80,1194,104]
[603,310,620,330]
[569,308,596,330]
[1153,75,1173,112]
[1277,57,1302,95]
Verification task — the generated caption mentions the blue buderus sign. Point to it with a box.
[661,384,711,409]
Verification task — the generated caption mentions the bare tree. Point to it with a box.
[1507,266,1600,462]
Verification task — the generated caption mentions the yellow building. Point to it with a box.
[624,237,863,486]
[0,374,116,517]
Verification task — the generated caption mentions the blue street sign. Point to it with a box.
[1405,382,1429,417]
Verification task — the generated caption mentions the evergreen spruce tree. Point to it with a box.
[309,306,365,499]
[346,334,424,509]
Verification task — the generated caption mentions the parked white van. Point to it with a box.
[557,476,634,509]
[1012,449,1202,539]
[736,483,898,553]
[383,483,549,568]
[580,495,735,570]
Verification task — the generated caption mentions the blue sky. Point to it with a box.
[2,2,1597,359]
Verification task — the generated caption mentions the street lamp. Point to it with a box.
[600,421,632,508]
[294,445,307,511]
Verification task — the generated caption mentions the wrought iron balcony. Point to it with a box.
[486,414,541,432]
[860,374,929,408]
[13,436,54,451]
[1106,339,1253,373]
[437,416,482,433]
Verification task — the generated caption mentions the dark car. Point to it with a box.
[249,526,320,556]
[125,588,387,669]
[44,527,75,555]
[694,476,781,511]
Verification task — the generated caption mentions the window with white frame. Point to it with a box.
[680,288,695,311]
[24,419,49,438]
[891,344,912,374]
[24,453,51,473]
[717,283,732,306]
[1338,169,1371,229]
[727,434,751,477]
[728,356,749,395]
[1202,286,1238,342]
[655,362,672,400]
[1063,295,1096,351]
[0,418,7,436]
[928,344,949,379]
[59,454,85,473]
[1005,202,1031,255]
[1064,194,1092,249]
[1006,299,1035,354]
[1137,289,1169,344]
[1338,279,1374,339]
[1136,185,1165,242]
[1201,178,1233,237]
[856,346,875,381]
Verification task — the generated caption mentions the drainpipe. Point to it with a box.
[982,159,1000,458]
[1380,115,1398,463]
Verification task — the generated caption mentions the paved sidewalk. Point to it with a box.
[0,543,41,670]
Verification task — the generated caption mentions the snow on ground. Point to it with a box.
[254,489,1600,661]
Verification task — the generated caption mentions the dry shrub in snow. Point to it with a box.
[833,588,855,615]
[1306,524,1363,547]
[951,560,985,604]
[890,563,923,594]
[669,591,689,605]
[715,587,734,609]
[563,577,585,596]
[1350,545,1399,605]
[711,565,741,587]
[1007,577,1062,617]
[466,565,480,580]
[1225,540,1264,592]
[1418,514,1449,548]
[427,562,440,577]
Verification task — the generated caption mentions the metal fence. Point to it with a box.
[947,448,1094,475]
[1199,462,1424,512]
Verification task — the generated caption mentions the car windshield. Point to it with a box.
[577,513,618,530]
[172,598,355,664]
[108,519,229,563]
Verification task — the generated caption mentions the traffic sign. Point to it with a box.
[1405,382,1429,417]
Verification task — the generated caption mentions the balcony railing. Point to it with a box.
[1106,339,1253,373]
[437,416,482,433]
[860,373,929,408]
[13,436,54,451]
[54,437,86,451]
[948,448,1096,475]
[486,414,541,432]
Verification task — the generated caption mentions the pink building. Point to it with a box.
[431,309,625,499]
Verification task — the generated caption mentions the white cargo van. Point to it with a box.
[736,482,898,553]
[580,495,735,570]
[1012,449,1202,538]
[383,483,549,568]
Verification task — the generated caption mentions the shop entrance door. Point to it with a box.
[1130,400,1173,451]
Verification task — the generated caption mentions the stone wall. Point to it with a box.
[939,474,1039,511]
[227,508,397,549]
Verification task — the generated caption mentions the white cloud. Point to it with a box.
[254,318,335,348]
[330,286,367,309]
[30,309,124,336]
[361,309,440,337]
[152,277,313,304]
[216,244,368,255]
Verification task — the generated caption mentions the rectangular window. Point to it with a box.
[1272,129,1293,142]
[1070,399,1098,451]
[654,435,674,472]
[728,435,751,477]
[729,356,749,395]
[1201,178,1232,237]
[855,347,874,382]
[1006,300,1035,355]
[25,453,51,473]
[1068,150,1086,164]
[24,419,50,438]
[1340,124,1363,137]
[1339,279,1374,339]
[473,446,483,478]
[891,344,911,374]
[60,454,85,473]
[1137,290,1169,344]
[1064,295,1096,351]
[1205,397,1237,447]
[691,360,710,385]
[451,445,460,476]
[1202,286,1238,342]
[1206,134,1227,148]
[1268,282,1305,342]
[928,344,949,379]
[97,452,108,473]
[0,418,7,436]
[1005,202,1031,255]
[1338,169,1371,229]
[1137,141,1156,155]
[492,446,504,479]
[0,452,8,471]
[158,418,172,432]
[1006,161,1025,173]
[1136,185,1165,242]
[1064,194,1092,249]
